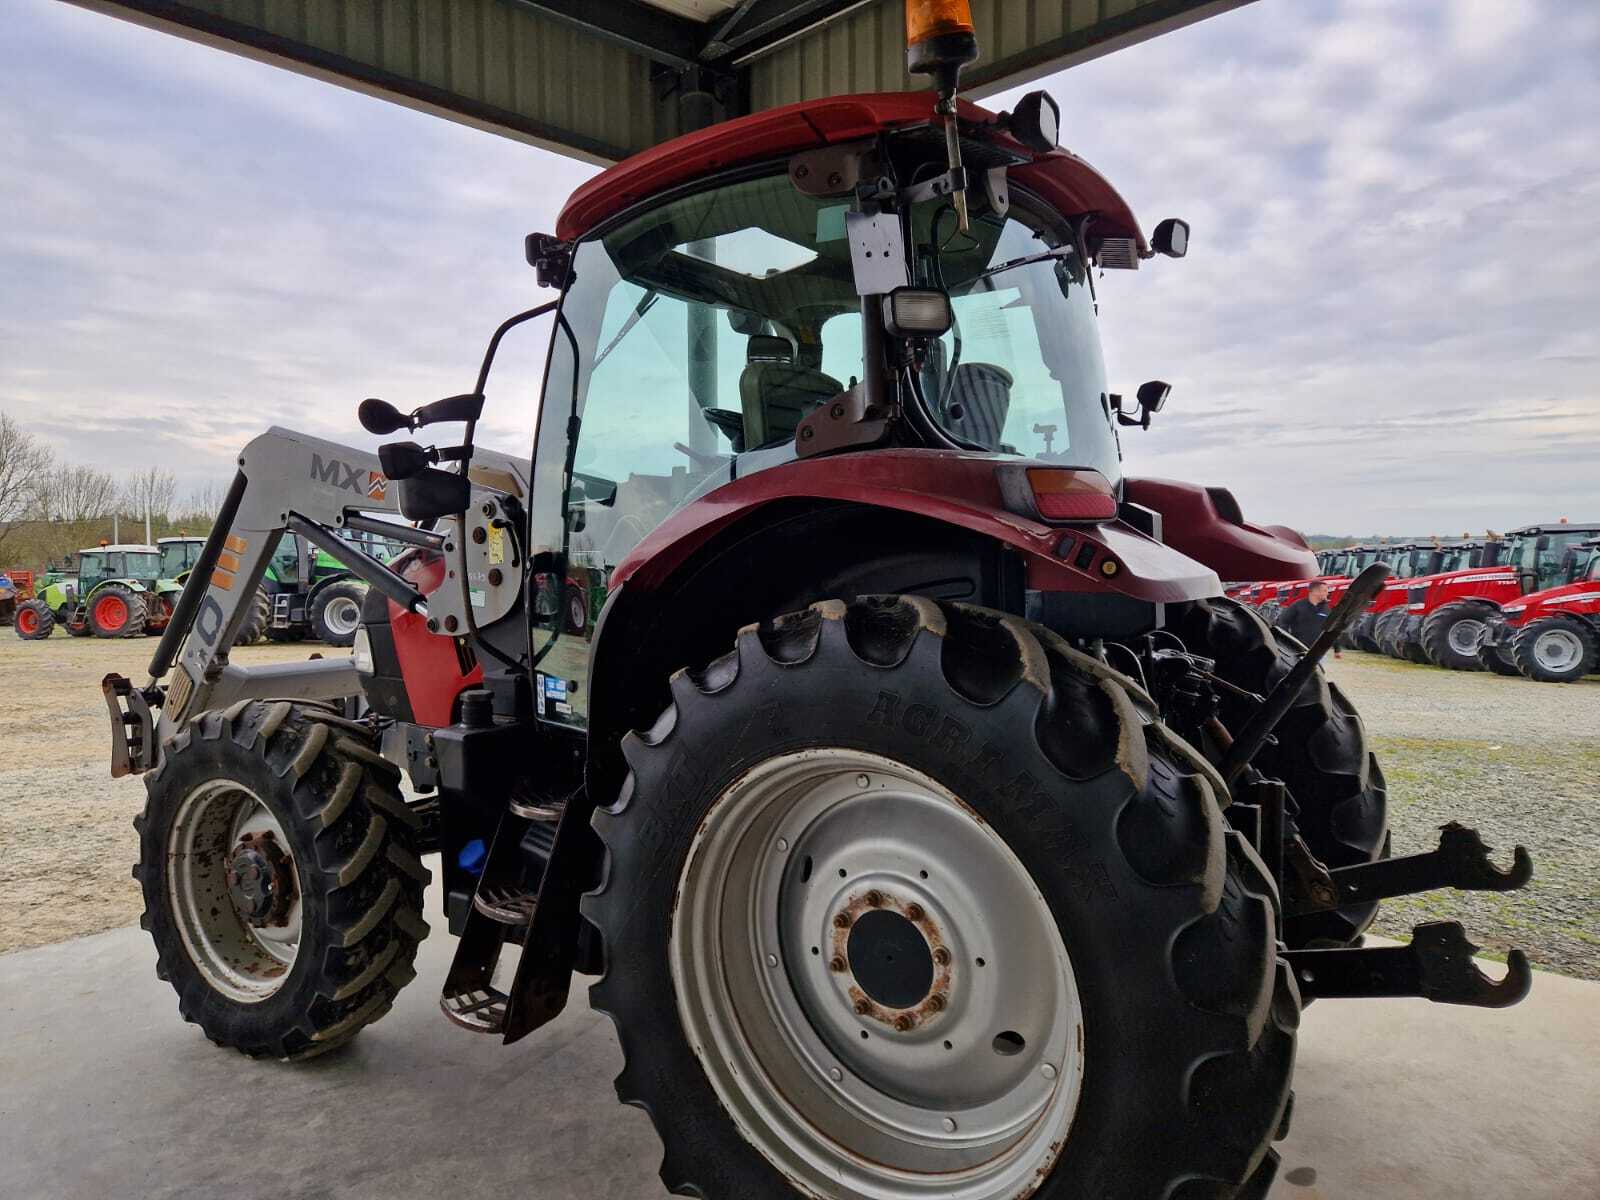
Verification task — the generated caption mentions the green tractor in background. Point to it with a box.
[249,530,397,647]
[12,544,182,640]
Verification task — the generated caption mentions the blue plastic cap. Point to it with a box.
[457,838,488,875]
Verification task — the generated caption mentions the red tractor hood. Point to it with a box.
[1122,478,1318,584]
[556,91,1144,248]
[1501,578,1600,624]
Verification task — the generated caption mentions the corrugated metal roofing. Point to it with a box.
[69,0,1253,162]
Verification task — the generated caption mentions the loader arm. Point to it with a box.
[105,425,529,776]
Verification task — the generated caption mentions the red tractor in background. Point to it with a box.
[1478,533,1600,681]
[103,8,1536,1198]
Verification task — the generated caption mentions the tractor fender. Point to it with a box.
[1122,477,1317,582]
[86,578,149,596]
[612,450,1219,607]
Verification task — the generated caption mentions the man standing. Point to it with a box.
[1277,580,1339,657]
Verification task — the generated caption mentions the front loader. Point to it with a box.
[106,10,1536,1197]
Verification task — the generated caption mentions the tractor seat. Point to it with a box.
[739,335,841,450]
[941,362,1014,451]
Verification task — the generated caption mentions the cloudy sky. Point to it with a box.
[2,0,1596,535]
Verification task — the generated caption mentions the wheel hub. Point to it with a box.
[225,832,296,926]
[846,906,935,1012]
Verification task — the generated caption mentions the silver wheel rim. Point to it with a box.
[323,595,362,638]
[670,748,1084,1200]
[1447,618,1485,656]
[168,781,302,1003]
[1534,628,1583,672]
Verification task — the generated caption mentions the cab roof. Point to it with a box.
[556,91,1143,248]
[84,544,158,553]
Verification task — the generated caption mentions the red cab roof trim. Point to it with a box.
[555,91,1143,248]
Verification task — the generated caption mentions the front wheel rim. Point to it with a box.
[1447,618,1485,656]
[1534,629,1583,672]
[322,596,361,637]
[167,781,302,1003]
[671,748,1084,1200]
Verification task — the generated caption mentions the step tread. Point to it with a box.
[440,986,508,1033]
[473,883,537,927]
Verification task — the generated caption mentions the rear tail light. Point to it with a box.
[1013,467,1118,522]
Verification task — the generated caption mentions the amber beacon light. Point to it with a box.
[905,0,979,88]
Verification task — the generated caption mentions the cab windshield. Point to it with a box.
[121,551,160,578]
[1514,531,1593,590]
[160,542,201,576]
[535,169,1120,577]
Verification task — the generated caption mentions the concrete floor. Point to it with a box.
[2,915,1596,1200]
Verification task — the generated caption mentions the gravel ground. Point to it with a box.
[1325,650,1600,980]
[2,635,1595,978]
[0,634,346,954]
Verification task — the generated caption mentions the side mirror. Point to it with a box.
[1136,380,1171,415]
[378,441,432,481]
[1008,90,1060,154]
[359,398,409,435]
[1151,218,1189,259]
[1116,382,1171,429]
[397,468,470,522]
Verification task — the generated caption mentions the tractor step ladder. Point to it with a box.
[439,795,564,1035]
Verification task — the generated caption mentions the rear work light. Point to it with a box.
[997,466,1119,523]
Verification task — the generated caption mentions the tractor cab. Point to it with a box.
[1505,523,1600,593]
[157,536,206,581]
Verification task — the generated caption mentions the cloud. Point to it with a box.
[2,0,1596,538]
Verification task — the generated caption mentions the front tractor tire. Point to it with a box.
[13,599,53,639]
[1421,601,1493,670]
[89,583,143,638]
[585,597,1297,1200]
[1175,597,1390,949]
[311,581,367,647]
[135,700,430,1059]
[1512,615,1599,683]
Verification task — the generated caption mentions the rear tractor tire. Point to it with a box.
[1175,597,1389,949]
[586,597,1297,1200]
[311,581,367,647]
[13,599,53,640]
[235,586,272,646]
[1421,602,1492,671]
[1512,615,1598,684]
[89,583,144,638]
[134,700,430,1058]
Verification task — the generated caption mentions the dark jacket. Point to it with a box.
[1278,596,1330,647]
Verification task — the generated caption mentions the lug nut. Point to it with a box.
[905,903,924,921]
[472,526,487,544]
[926,993,947,1012]
[893,1014,916,1032]
[854,998,873,1016]
[864,890,883,907]
[932,947,951,967]
[833,912,851,929]
[829,955,848,973]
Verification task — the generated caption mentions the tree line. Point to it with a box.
[0,411,225,570]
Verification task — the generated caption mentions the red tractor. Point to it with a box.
[1478,534,1600,681]
[1377,523,1596,671]
[104,11,1534,1198]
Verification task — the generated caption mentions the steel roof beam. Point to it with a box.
[503,0,702,69]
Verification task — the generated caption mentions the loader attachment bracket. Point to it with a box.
[103,672,159,777]
[1284,921,1532,1008]
[1286,821,1532,917]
